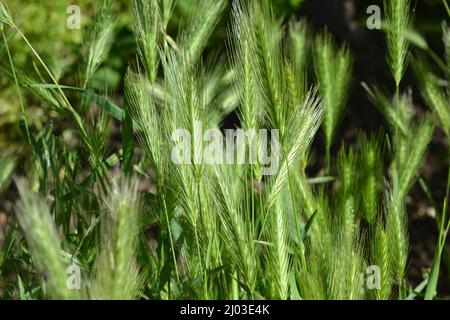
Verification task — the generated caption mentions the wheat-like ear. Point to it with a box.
[266,89,323,208]
[320,218,365,300]
[161,0,174,26]
[371,84,435,199]
[16,183,78,300]
[288,19,310,101]
[212,165,258,293]
[385,188,408,287]
[252,1,285,132]
[371,220,393,300]
[314,30,353,166]
[132,0,161,83]
[0,1,12,26]
[124,69,165,182]
[90,178,145,300]
[288,19,310,79]
[265,199,291,299]
[358,132,384,224]
[297,232,329,299]
[202,60,238,128]
[384,0,413,88]
[414,59,450,137]
[335,146,359,242]
[395,117,434,198]
[229,0,263,131]
[362,83,411,135]
[385,114,433,294]
[178,0,226,63]
[334,238,366,300]
[84,0,115,87]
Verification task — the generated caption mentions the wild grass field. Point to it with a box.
[0,0,449,300]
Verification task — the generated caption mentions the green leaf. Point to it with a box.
[301,210,317,243]
[406,277,429,300]
[307,176,335,185]
[24,84,124,120]
[0,155,16,194]
[424,199,450,300]
[444,0,450,18]
[81,90,123,120]
[289,271,301,300]
[159,262,173,291]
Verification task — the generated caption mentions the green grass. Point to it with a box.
[0,0,449,300]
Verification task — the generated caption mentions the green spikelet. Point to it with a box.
[90,178,145,300]
[371,222,393,300]
[384,0,413,87]
[414,59,450,137]
[16,184,78,300]
[358,133,384,224]
[314,31,353,164]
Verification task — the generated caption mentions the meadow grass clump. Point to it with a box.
[0,0,448,301]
